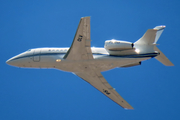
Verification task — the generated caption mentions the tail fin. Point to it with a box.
[153,26,174,66]
[134,25,174,66]
[134,25,166,45]
[153,26,166,44]
[154,46,174,66]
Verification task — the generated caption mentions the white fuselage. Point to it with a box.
[5,16,173,109]
[6,47,158,72]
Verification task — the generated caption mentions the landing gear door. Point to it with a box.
[33,49,41,62]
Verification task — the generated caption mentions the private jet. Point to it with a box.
[6,17,174,109]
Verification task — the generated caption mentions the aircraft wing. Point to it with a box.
[64,17,93,60]
[63,17,133,109]
[74,70,134,109]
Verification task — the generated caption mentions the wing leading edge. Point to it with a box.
[74,69,134,109]
[64,17,93,60]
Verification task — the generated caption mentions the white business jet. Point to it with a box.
[6,17,174,109]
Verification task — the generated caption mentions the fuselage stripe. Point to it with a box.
[11,52,158,61]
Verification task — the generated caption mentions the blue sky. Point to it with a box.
[1,0,180,120]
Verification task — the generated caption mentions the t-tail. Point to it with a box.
[134,25,174,66]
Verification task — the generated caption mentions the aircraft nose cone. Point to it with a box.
[6,56,19,66]
[6,59,14,66]
[6,59,10,64]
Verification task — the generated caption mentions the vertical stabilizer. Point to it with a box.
[153,26,174,66]
[153,25,166,44]
[134,25,166,45]
[134,25,174,66]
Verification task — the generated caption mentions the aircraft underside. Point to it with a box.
[6,17,173,109]
[19,55,151,72]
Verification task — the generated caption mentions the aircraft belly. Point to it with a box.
[20,54,151,71]
[19,53,151,70]
[55,57,151,72]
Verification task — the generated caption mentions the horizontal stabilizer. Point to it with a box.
[154,46,174,66]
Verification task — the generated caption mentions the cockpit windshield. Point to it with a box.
[26,49,31,52]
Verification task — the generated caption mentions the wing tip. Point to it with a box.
[153,25,166,30]
[124,107,134,110]
[165,63,174,66]
[81,16,91,19]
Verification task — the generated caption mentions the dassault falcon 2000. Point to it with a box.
[6,17,174,109]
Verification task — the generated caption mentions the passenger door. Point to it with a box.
[33,49,41,62]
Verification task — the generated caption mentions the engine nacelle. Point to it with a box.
[104,39,134,51]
